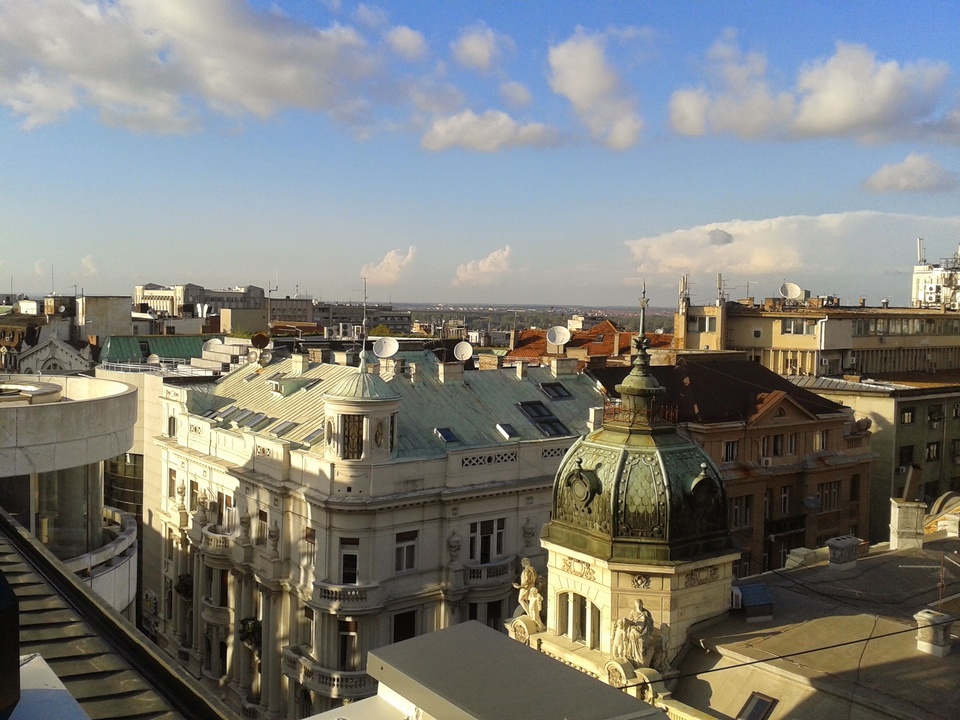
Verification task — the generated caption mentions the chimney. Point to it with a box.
[613,332,621,357]
[438,361,463,384]
[825,535,860,572]
[408,362,418,384]
[516,361,527,380]
[290,353,309,376]
[550,357,579,378]
[914,609,954,657]
[509,330,516,351]
[586,406,604,432]
[889,498,926,550]
[478,354,503,371]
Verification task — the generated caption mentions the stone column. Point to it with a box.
[192,551,203,653]
[259,587,272,715]
[267,589,283,718]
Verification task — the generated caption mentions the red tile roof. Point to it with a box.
[506,319,673,362]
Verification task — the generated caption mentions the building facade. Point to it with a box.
[147,350,602,717]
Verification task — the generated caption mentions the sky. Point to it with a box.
[2,1,960,308]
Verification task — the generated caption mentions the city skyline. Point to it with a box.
[2,1,960,308]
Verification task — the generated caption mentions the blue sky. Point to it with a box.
[2,1,960,308]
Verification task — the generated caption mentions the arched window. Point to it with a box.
[557,592,601,649]
[167,415,177,437]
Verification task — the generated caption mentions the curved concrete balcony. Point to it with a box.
[282,646,372,701]
[201,597,231,627]
[311,580,382,614]
[464,555,516,586]
[201,525,232,557]
[61,506,138,613]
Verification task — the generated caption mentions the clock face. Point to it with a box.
[375,420,384,447]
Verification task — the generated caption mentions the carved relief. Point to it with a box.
[684,565,720,587]
[555,445,615,534]
[632,574,651,589]
[561,557,595,582]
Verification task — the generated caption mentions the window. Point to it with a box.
[723,440,739,462]
[926,441,941,461]
[813,429,830,451]
[954,403,960,419]
[303,527,316,567]
[166,527,175,560]
[899,445,914,465]
[780,486,790,515]
[781,318,815,335]
[470,518,505,564]
[849,474,861,503]
[728,495,753,528]
[688,316,717,333]
[787,433,798,455]
[517,401,570,437]
[302,606,314,646]
[303,428,323,445]
[496,423,519,439]
[271,420,298,437]
[486,600,503,630]
[928,404,944,422]
[340,538,359,584]
[342,414,363,459]
[256,509,268,545]
[900,407,915,424]
[772,434,784,456]
[393,610,416,643]
[190,480,198,512]
[168,469,177,498]
[764,489,772,521]
[167,415,177,437]
[737,692,777,720]
[434,427,460,443]
[540,382,573,399]
[394,530,417,572]
[817,481,840,512]
[557,592,601,649]
[753,329,761,338]
[339,620,359,670]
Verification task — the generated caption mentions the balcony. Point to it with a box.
[464,555,515,586]
[201,597,230,626]
[311,580,382,613]
[201,525,232,556]
[281,646,372,701]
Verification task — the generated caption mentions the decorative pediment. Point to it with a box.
[747,390,821,426]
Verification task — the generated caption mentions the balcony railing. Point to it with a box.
[201,525,232,555]
[464,555,515,586]
[282,647,372,700]
[312,580,382,613]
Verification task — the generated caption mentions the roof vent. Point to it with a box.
[825,535,860,572]
[915,609,954,657]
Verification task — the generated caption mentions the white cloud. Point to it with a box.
[361,246,416,285]
[669,31,794,139]
[794,43,948,140]
[33,259,45,277]
[864,153,959,193]
[499,80,532,108]
[421,109,558,152]
[450,24,511,72]
[453,246,512,286]
[670,35,952,143]
[0,0,377,133]
[386,25,427,61]
[625,212,960,304]
[353,4,388,28]
[81,254,97,275]
[548,30,642,150]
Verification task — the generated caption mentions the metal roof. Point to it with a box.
[99,335,222,363]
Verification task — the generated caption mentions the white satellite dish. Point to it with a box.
[373,336,399,359]
[779,282,803,301]
[546,325,571,346]
[453,341,474,361]
[146,353,161,365]
[258,350,273,367]
[246,348,259,364]
[202,338,223,352]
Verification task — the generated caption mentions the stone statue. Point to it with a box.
[447,530,461,562]
[650,622,672,673]
[513,557,538,617]
[526,586,544,629]
[612,599,654,666]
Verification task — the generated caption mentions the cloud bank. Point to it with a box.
[361,246,416,285]
[453,246,512,286]
[863,153,958,193]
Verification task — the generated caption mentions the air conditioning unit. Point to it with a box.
[820,357,829,366]
[730,586,743,610]
[896,466,907,474]
[930,421,942,429]
[760,457,773,467]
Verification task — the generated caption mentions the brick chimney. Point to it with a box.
[890,498,926,550]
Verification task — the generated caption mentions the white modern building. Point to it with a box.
[147,348,603,717]
[0,374,139,616]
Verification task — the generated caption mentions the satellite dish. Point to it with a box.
[202,338,223,352]
[546,325,571,346]
[779,282,803,301]
[146,354,161,365]
[251,331,270,349]
[258,350,273,367]
[373,337,400,359]
[246,348,259,364]
[453,341,474,362]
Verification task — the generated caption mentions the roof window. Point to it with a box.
[736,693,777,720]
[271,420,299,437]
[518,401,553,419]
[517,401,570,437]
[539,382,572,400]
[434,427,460,443]
[496,423,520,439]
[303,428,324,445]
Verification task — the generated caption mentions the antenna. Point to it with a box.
[545,325,571,346]
[779,282,803,301]
[373,337,399,359]
[453,341,474,362]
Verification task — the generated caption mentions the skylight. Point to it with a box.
[496,423,519,439]
[434,427,460,443]
[517,401,570,437]
[539,382,573,400]
[271,420,299,437]
[303,428,324,444]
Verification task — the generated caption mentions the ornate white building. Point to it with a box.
[148,349,603,717]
